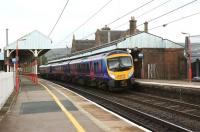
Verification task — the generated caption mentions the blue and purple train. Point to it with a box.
[39,50,135,91]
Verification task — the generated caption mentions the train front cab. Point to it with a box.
[106,53,135,91]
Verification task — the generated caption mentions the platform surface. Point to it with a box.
[0,77,146,132]
[136,79,200,89]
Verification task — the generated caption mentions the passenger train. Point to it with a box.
[39,50,135,91]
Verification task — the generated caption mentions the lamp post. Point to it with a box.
[16,40,19,93]
[16,38,26,93]
[182,32,192,82]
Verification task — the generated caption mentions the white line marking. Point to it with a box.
[137,81,200,89]
[42,79,151,132]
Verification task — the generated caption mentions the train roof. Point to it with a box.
[41,49,130,66]
[106,50,129,56]
[48,49,129,64]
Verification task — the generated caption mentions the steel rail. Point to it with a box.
[52,81,192,132]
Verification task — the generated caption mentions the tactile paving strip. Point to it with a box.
[20,100,78,114]
[21,86,44,91]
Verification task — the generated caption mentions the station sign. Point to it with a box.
[138,53,144,59]
[12,58,16,64]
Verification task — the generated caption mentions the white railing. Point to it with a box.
[0,72,14,110]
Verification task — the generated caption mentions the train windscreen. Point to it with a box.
[107,56,132,71]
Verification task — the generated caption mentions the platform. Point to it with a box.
[136,79,200,89]
[134,79,200,106]
[0,76,147,132]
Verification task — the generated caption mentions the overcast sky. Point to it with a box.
[0,0,200,50]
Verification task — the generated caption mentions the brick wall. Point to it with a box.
[141,48,186,79]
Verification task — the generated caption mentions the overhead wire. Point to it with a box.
[81,32,96,40]
[137,0,198,27]
[61,0,113,42]
[148,0,197,23]
[136,0,172,19]
[61,0,198,44]
[112,0,172,30]
[48,0,70,37]
[81,0,172,39]
[107,0,155,26]
[149,11,200,30]
[78,0,157,40]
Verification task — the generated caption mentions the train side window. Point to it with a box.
[94,62,96,73]
[80,64,82,73]
[97,62,99,73]
[67,64,69,73]
[94,61,99,73]
[98,60,102,73]
[87,62,90,73]
[82,63,84,73]
[68,64,70,73]
[72,64,74,71]
[81,64,83,73]
[86,63,89,73]
[78,64,81,73]
[83,63,86,73]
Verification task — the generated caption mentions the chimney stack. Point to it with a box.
[101,25,111,43]
[144,21,148,32]
[101,25,110,30]
[129,16,137,35]
[108,30,111,43]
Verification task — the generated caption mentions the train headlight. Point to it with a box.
[128,72,133,78]
[110,74,115,79]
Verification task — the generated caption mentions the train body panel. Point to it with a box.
[39,50,135,91]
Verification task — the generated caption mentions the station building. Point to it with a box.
[70,18,186,80]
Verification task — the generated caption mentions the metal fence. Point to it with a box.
[0,72,14,110]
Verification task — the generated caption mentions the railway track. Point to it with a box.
[46,80,196,132]
[123,92,200,121]
[109,92,200,131]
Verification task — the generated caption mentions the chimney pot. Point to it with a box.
[102,25,110,30]
[131,16,135,20]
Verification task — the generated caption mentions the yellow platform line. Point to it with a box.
[39,82,86,132]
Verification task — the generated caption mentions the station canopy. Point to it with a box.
[190,35,200,62]
[5,30,53,63]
